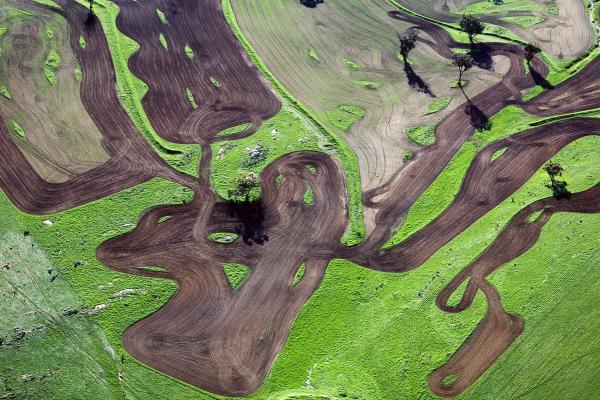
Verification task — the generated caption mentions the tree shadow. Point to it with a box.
[530,66,554,90]
[469,44,494,71]
[465,102,492,130]
[546,181,571,199]
[300,0,324,8]
[404,63,435,97]
[84,12,97,28]
[227,200,269,245]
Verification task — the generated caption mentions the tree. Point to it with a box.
[544,161,563,179]
[398,31,417,62]
[89,0,94,14]
[452,53,473,90]
[460,14,484,45]
[524,43,541,64]
[227,172,268,244]
[228,172,261,203]
[544,161,571,199]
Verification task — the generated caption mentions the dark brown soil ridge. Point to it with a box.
[97,151,347,396]
[0,0,197,214]
[112,0,280,144]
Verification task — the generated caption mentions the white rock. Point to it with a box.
[42,220,53,226]
[114,289,136,298]
[92,304,107,313]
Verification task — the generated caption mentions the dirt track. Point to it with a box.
[113,0,280,144]
[2,0,600,397]
[0,0,198,214]
[98,151,347,395]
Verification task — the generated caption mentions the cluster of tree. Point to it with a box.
[398,31,417,62]
[451,15,482,92]
[450,16,541,95]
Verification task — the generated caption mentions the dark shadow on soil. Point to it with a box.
[530,66,555,90]
[546,181,572,199]
[84,12,97,28]
[300,0,324,8]
[469,44,494,71]
[227,200,269,245]
[404,63,435,97]
[465,102,492,130]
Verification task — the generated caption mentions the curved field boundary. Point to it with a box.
[98,151,349,396]
[386,0,600,85]
[222,0,365,246]
[4,1,600,399]
[71,0,189,157]
[431,161,600,396]
[385,0,527,45]
[113,0,280,146]
[0,0,198,214]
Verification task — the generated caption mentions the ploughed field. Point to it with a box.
[1,0,600,399]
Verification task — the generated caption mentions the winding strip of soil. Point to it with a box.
[353,117,600,272]
[429,176,600,396]
[392,0,595,58]
[112,0,280,144]
[97,151,348,396]
[339,10,600,396]
[0,0,195,214]
[520,57,600,116]
[349,10,548,253]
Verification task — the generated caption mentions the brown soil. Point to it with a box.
[0,1,110,182]
[230,0,507,201]
[1,0,600,398]
[97,151,347,396]
[113,0,280,145]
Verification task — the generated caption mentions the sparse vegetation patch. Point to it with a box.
[11,119,25,139]
[325,105,365,132]
[186,88,198,109]
[406,124,436,146]
[0,84,11,99]
[158,33,168,50]
[426,96,453,114]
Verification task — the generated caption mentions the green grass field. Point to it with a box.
[211,106,322,200]
[2,134,600,399]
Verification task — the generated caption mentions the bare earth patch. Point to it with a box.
[0,1,109,182]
